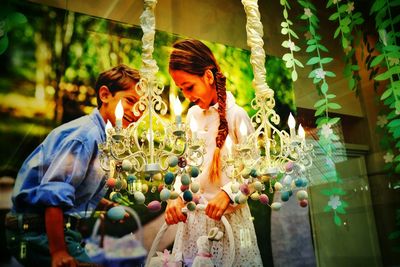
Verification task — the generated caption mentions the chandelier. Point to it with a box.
[100,0,314,211]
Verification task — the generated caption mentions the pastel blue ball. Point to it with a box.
[190,166,200,178]
[164,172,175,185]
[294,179,303,187]
[250,169,258,177]
[181,174,191,185]
[107,206,126,221]
[281,191,290,202]
[168,156,179,167]
[183,190,193,202]
[160,188,171,201]
[302,179,308,187]
[127,174,137,183]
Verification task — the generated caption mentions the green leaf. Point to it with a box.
[306,45,317,53]
[339,4,348,13]
[332,187,346,195]
[283,8,288,19]
[281,21,288,27]
[329,117,341,125]
[6,12,27,30]
[323,205,332,212]
[281,28,288,35]
[315,105,326,116]
[328,103,342,109]
[294,58,304,68]
[0,35,9,55]
[321,81,329,94]
[342,37,349,49]
[321,189,332,196]
[381,88,393,100]
[370,0,386,15]
[336,206,346,214]
[370,54,385,67]
[349,78,356,90]
[325,71,336,77]
[396,163,400,174]
[334,214,342,226]
[282,53,292,61]
[375,70,392,81]
[326,94,336,99]
[388,119,400,128]
[320,57,333,64]
[291,69,298,81]
[306,57,320,65]
[334,27,341,39]
[389,231,400,240]
[318,44,329,52]
[314,99,326,108]
[329,12,340,21]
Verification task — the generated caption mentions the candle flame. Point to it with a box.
[239,120,248,136]
[115,100,124,120]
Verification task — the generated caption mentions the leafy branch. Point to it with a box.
[279,0,304,81]
[298,0,347,226]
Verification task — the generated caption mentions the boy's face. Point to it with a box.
[101,85,141,128]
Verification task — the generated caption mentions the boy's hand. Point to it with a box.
[205,191,230,221]
[52,249,76,267]
[165,197,187,225]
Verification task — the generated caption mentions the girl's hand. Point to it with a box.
[165,197,187,225]
[205,191,231,221]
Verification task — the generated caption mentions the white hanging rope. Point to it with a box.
[241,0,274,99]
[140,0,159,80]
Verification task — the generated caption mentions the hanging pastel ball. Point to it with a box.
[180,184,189,192]
[147,200,162,212]
[285,162,294,172]
[134,191,145,205]
[115,179,123,190]
[170,191,179,200]
[281,191,290,202]
[168,156,179,167]
[274,182,283,191]
[294,178,303,187]
[288,190,293,197]
[181,174,191,186]
[234,194,241,204]
[253,181,263,192]
[238,193,248,204]
[189,166,200,178]
[250,169,258,178]
[240,184,250,195]
[240,167,251,178]
[107,178,117,188]
[183,190,193,202]
[261,175,270,182]
[152,172,163,181]
[160,188,171,201]
[296,190,308,201]
[250,192,260,201]
[259,194,269,205]
[299,199,308,207]
[158,184,164,192]
[120,179,128,190]
[164,172,175,185]
[178,156,187,168]
[231,182,240,193]
[190,182,200,193]
[192,194,200,204]
[301,179,308,187]
[271,202,282,211]
[127,174,136,183]
[141,183,149,193]
[187,201,196,211]
[122,159,133,172]
[283,175,292,186]
[107,206,126,221]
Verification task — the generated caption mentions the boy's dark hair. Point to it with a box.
[95,64,141,108]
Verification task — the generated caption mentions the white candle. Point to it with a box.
[298,124,305,143]
[288,112,296,138]
[105,120,112,139]
[225,135,233,158]
[239,120,248,137]
[115,100,124,129]
[190,118,198,140]
[174,96,182,125]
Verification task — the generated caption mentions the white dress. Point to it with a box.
[172,92,263,266]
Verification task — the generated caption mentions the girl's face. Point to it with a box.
[170,69,217,110]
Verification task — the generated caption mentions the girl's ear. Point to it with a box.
[204,69,214,85]
[99,85,112,104]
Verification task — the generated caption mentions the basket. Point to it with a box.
[145,204,235,267]
[85,206,147,267]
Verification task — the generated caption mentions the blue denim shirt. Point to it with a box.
[11,109,108,218]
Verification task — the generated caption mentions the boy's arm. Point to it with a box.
[45,206,77,267]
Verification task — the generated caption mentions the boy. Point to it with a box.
[5,64,141,267]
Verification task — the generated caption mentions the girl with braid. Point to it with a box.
[165,39,263,266]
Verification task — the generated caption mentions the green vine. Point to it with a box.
[299,0,348,226]
[327,0,364,92]
[279,0,304,81]
[0,10,27,55]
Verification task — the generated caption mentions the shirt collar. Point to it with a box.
[90,108,107,141]
[209,91,235,111]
